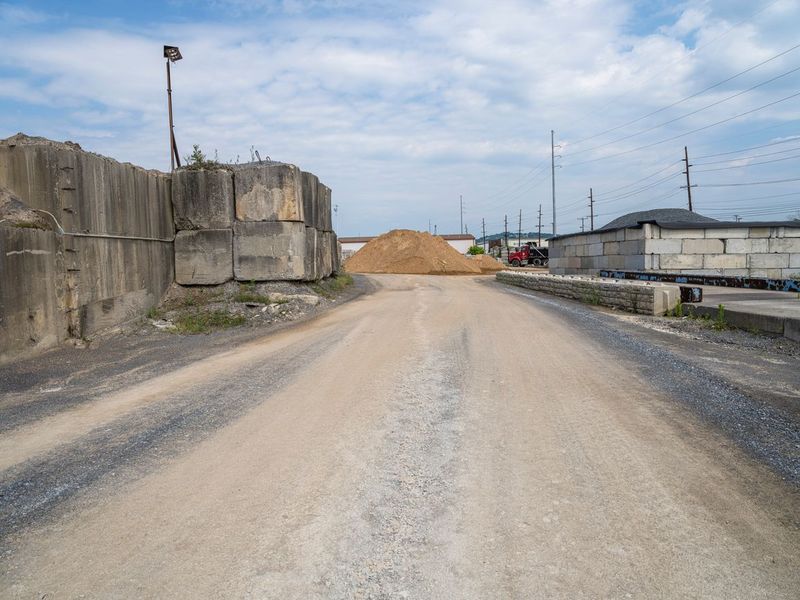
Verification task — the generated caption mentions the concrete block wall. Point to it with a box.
[497,271,681,315]
[0,134,174,361]
[646,224,800,279]
[173,163,339,284]
[548,226,648,275]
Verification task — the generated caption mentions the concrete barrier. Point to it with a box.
[497,271,681,315]
[175,229,233,285]
[233,221,308,281]
[172,168,234,230]
[234,163,304,222]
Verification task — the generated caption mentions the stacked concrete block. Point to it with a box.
[173,162,337,284]
[172,169,234,230]
[235,163,304,223]
[172,168,235,285]
[233,221,308,281]
[497,271,680,315]
[175,229,233,285]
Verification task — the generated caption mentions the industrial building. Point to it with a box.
[548,209,800,279]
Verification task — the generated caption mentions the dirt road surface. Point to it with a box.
[2,275,799,598]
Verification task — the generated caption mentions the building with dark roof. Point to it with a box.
[548,208,800,279]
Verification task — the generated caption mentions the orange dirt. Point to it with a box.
[469,254,505,272]
[344,229,482,275]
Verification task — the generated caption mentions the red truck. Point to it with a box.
[508,243,549,267]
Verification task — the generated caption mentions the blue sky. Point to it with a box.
[1,0,799,236]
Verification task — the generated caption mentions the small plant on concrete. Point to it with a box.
[671,302,684,318]
[467,245,485,255]
[712,304,727,331]
[184,144,228,171]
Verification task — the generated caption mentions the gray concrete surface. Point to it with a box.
[174,229,233,285]
[234,163,304,223]
[233,221,307,281]
[172,168,234,230]
[0,275,798,598]
[691,285,800,341]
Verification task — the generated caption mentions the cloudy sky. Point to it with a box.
[1,0,799,236]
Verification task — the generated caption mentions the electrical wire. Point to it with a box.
[693,144,800,165]
[567,40,800,147]
[564,64,800,159]
[561,89,800,167]
[698,176,800,187]
[693,152,800,172]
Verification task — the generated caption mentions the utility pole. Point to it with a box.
[588,188,594,231]
[551,130,557,235]
[163,45,183,171]
[537,204,542,247]
[428,219,431,234]
[434,224,437,235]
[734,214,742,222]
[578,217,587,232]
[518,209,522,250]
[681,146,695,212]
[482,218,486,252]
[504,214,509,258]
[460,194,464,234]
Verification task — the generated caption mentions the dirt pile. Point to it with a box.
[470,254,505,272]
[345,229,482,275]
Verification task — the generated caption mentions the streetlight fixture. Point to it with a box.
[164,45,182,171]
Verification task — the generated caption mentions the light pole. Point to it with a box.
[164,45,183,171]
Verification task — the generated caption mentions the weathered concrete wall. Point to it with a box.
[0,134,174,361]
[174,162,336,284]
[497,271,680,315]
[548,226,648,275]
[0,225,66,363]
[172,168,234,230]
[646,224,800,279]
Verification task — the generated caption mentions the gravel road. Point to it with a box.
[1,274,798,598]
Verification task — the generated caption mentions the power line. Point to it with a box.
[693,144,800,165]
[561,89,800,168]
[698,176,800,187]
[693,152,800,172]
[567,41,800,148]
[693,136,800,160]
[564,64,800,159]
[563,0,782,134]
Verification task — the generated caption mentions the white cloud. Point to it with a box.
[1,0,798,234]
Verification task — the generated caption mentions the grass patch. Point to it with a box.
[233,291,272,305]
[310,273,354,298]
[146,306,162,320]
[711,303,728,331]
[173,310,246,334]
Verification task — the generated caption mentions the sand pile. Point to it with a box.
[470,254,505,272]
[345,229,482,275]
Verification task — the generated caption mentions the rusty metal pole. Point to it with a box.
[166,59,176,171]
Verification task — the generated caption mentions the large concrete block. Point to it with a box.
[331,233,341,273]
[660,254,703,269]
[705,228,748,239]
[790,254,800,268]
[234,163,304,222]
[175,229,233,285]
[660,228,700,239]
[233,221,307,281]
[703,254,746,269]
[172,168,234,230]
[318,181,332,232]
[748,253,789,268]
[783,226,800,238]
[724,238,768,254]
[585,243,603,256]
[646,238,682,254]
[682,238,724,254]
[301,172,319,229]
[304,226,320,281]
[768,238,800,253]
[748,227,772,238]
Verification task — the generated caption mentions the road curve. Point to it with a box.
[2,274,798,599]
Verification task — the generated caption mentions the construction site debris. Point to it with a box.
[344,229,482,275]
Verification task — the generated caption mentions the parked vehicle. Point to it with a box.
[508,243,549,267]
